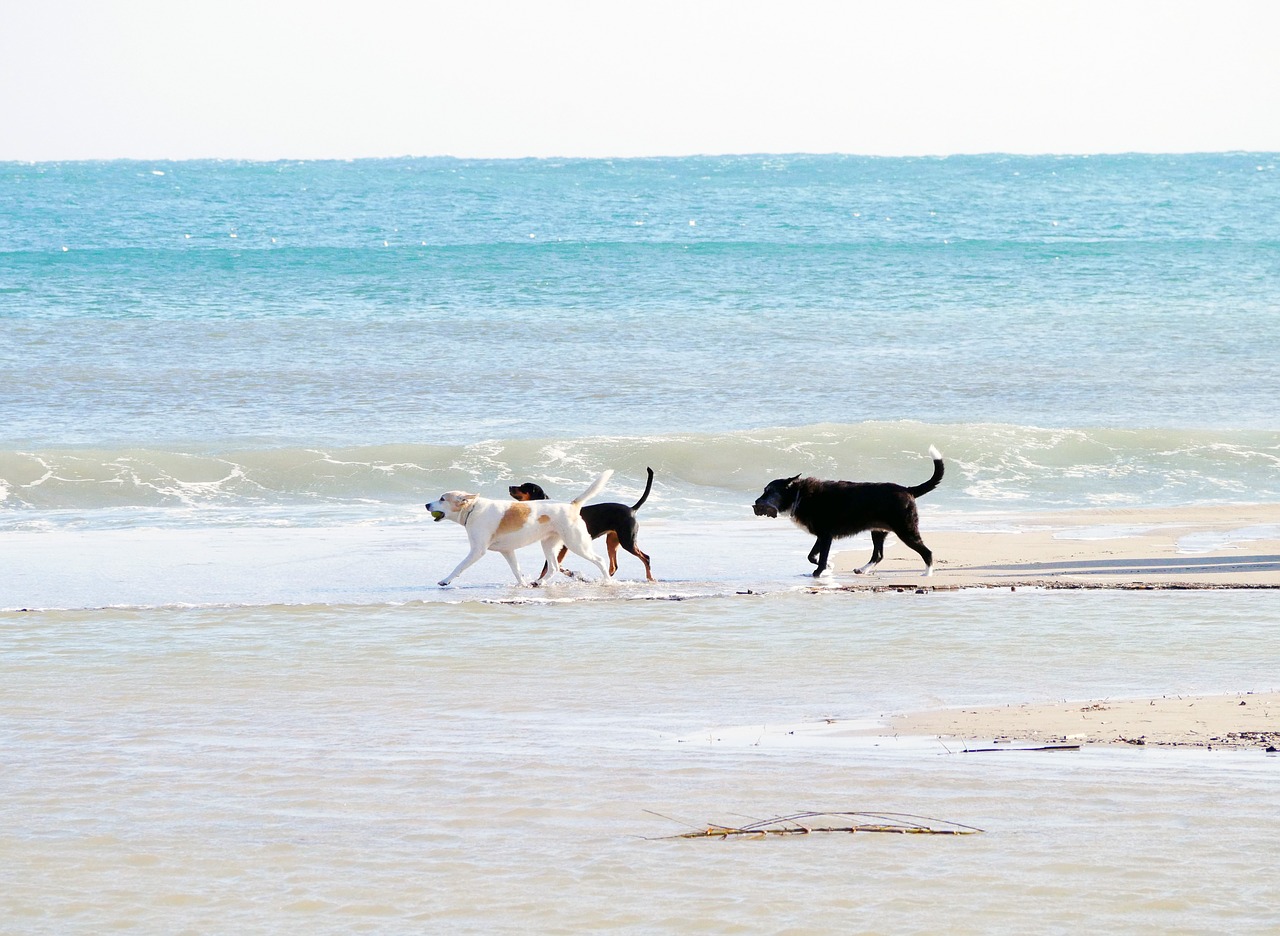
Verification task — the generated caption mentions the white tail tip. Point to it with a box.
[928,445,942,460]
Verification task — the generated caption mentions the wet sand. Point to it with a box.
[885,691,1280,750]
[831,503,1280,590]
[826,505,1280,749]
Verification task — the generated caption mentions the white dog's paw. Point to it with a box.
[438,579,452,587]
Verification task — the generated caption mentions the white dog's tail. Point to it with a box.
[571,469,613,505]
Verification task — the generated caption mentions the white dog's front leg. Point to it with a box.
[439,546,488,587]
[498,550,528,586]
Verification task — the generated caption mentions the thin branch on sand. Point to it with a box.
[650,811,984,840]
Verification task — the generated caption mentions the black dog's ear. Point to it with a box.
[786,474,801,484]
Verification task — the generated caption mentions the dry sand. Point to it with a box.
[827,504,1280,749]
[831,503,1280,590]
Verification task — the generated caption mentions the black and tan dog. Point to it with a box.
[753,447,943,578]
[510,467,655,581]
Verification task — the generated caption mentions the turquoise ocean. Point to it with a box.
[3,155,1279,933]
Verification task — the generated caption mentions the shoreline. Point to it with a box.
[831,503,1280,590]
[823,505,1280,750]
[882,691,1280,751]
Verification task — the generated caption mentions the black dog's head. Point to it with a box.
[509,482,550,502]
[753,476,801,518]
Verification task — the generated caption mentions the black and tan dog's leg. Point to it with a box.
[603,531,620,576]
[615,529,655,581]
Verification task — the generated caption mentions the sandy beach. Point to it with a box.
[832,503,1280,590]
[884,691,1280,750]
[828,504,1280,749]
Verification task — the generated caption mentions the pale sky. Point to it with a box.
[3,0,1278,161]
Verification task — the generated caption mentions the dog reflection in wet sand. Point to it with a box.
[427,470,614,587]
[753,447,943,578]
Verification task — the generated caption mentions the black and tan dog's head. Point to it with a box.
[752,476,802,518]
[508,482,550,502]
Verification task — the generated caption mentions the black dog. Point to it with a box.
[753,447,943,578]
[510,467,655,581]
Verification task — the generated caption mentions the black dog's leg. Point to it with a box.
[811,536,834,577]
[894,525,934,576]
[855,531,888,574]
[807,537,824,565]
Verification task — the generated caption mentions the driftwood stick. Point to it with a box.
[652,811,984,839]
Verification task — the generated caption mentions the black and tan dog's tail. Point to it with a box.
[631,467,655,512]
[907,446,944,498]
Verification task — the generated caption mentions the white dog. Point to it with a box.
[426,470,614,586]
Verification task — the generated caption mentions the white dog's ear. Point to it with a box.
[456,493,478,509]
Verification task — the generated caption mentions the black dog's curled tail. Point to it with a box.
[632,467,655,512]
[907,445,944,498]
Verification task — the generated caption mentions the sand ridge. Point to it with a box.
[831,503,1280,590]
[822,505,1280,748]
[885,691,1280,750]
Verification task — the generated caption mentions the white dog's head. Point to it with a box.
[425,491,477,523]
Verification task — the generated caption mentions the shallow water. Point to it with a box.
[4,591,1278,934]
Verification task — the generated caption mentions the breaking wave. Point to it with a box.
[2,422,1277,530]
